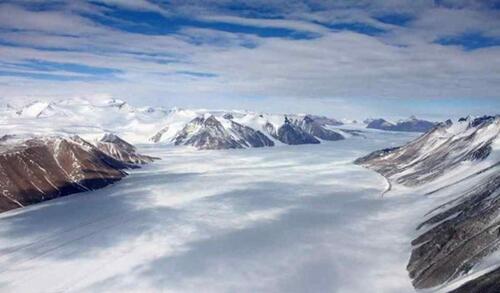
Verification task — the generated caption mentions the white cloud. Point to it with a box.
[0,1,499,118]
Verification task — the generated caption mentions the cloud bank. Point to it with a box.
[0,0,499,118]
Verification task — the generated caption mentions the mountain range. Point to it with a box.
[0,98,355,150]
[365,116,437,132]
[1,98,437,151]
[1,97,499,292]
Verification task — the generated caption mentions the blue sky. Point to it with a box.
[0,0,499,119]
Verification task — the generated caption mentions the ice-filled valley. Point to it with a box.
[0,130,433,293]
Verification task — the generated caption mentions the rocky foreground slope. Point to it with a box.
[355,115,500,292]
[0,134,156,213]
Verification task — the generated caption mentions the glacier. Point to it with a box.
[0,130,424,293]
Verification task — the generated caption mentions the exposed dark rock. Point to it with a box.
[223,113,234,120]
[408,172,500,289]
[229,121,274,148]
[366,118,395,131]
[263,122,277,137]
[172,115,274,150]
[355,116,500,290]
[353,147,400,165]
[97,133,158,165]
[0,136,127,213]
[274,117,320,145]
[0,134,17,142]
[180,116,242,150]
[464,144,492,161]
[295,115,344,141]
[304,115,343,126]
[149,126,169,143]
[471,115,497,127]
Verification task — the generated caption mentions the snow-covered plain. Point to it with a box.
[0,131,425,293]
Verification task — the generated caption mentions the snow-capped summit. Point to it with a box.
[366,118,395,129]
[16,101,54,118]
[172,115,274,150]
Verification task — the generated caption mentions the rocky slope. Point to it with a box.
[167,114,349,149]
[366,116,436,132]
[0,134,155,213]
[97,133,158,165]
[292,115,344,141]
[356,115,500,292]
[271,117,320,145]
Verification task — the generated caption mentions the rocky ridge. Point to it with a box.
[355,115,500,292]
[0,134,156,213]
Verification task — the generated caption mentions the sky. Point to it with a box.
[0,0,499,120]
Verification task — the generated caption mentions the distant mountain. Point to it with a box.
[272,116,320,145]
[172,115,274,150]
[153,110,349,149]
[0,134,156,213]
[365,116,437,132]
[2,98,358,150]
[365,118,396,130]
[15,101,55,118]
[356,115,500,291]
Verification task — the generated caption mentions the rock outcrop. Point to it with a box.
[273,117,320,145]
[97,133,157,165]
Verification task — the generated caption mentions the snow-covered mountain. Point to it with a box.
[171,115,274,150]
[0,134,156,213]
[356,115,500,291]
[365,116,437,132]
[1,98,355,150]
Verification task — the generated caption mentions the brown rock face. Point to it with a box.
[0,135,155,213]
[96,133,158,165]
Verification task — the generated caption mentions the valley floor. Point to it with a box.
[0,131,425,293]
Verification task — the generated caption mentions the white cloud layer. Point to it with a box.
[0,0,499,118]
